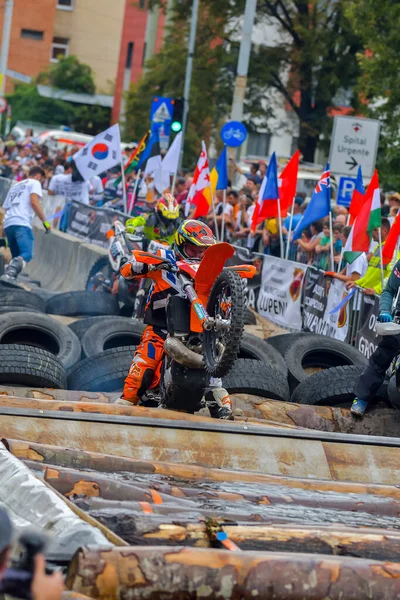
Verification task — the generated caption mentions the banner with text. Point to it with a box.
[355,294,381,358]
[257,255,307,330]
[67,201,127,246]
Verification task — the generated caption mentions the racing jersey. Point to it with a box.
[120,248,182,329]
[380,259,400,314]
[125,212,179,246]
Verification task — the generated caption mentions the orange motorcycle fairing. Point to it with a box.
[225,265,257,279]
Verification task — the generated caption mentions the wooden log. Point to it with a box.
[66,546,400,599]
[233,394,400,437]
[87,502,400,537]
[26,458,400,519]
[6,438,400,500]
[80,512,400,561]
[0,386,114,403]
[29,463,196,506]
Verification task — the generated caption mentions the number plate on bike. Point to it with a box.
[110,240,122,260]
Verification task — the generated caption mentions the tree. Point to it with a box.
[345,0,400,188]
[124,0,236,166]
[6,56,110,136]
[37,55,96,95]
[245,1,362,162]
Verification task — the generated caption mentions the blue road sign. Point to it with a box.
[220,121,247,147]
[337,175,357,207]
[150,96,174,136]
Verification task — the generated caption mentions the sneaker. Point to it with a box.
[1,257,24,281]
[205,387,233,420]
[351,397,368,417]
[215,406,234,420]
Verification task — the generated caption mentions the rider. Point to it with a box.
[352,258,400,416]
[116,219,233,419]
[125,193,180,247]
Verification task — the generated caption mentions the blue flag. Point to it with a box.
[216,146,228,190]
[355,165,365,195]
[262,152,279,201]
[293,163,331,240]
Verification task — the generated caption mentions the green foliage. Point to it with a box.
[124,0,237,166]
[7,56,110,136]
[37,55,96,95]
[345,0,400,188]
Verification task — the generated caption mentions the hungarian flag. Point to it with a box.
[251,152,279,230]
[187,141,211,218]
[348,166,365,225]
[344,170,381,263]
[279,150,300,215]
[382,211,400,265]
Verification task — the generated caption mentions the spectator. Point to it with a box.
[175,178,188,205]
[282,195,304,259]
[1,166,50,282]
[259,162,267,179]
[296,227,312,264]
[330,225,368,282]
[90,175,104,205]
[0,506,64,600]
[314,220,332,270]
[246,162,262,185]
[245,178,259,199]
[262,217,280,257]
[381,191,389,218]
[334,214,347,226]
[293,220,324,265]
[232,194,252,246]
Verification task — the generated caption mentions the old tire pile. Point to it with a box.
[46,290,120,317]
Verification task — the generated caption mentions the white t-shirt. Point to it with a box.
[49,173,66,195]
[346,253,368,278]
[90,175,104,200]
[3,178,43,229]
[50,174,91,205]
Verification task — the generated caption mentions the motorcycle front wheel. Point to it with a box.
[203,268,245,378]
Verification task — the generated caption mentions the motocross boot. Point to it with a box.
[1,257,25,282]
[205,387,233,420]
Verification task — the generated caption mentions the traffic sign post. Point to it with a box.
[150,96,174,137]
[220,121,247,147]
[336,175,358,207]
[329,116,380,179]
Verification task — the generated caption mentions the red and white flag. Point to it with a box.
[186,141,211,217]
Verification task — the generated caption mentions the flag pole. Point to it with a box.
[171,170,178,196]
[209,181,219,241]
[121,161,128,214]
[329,211,335,271]
[221,189,227,241]
[277,197,284,258]
[378,227,385,291]
[130,169,142,215]
[337,214,351,272]
[285,196,295,260]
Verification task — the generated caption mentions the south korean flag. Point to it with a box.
[74,124,123,181]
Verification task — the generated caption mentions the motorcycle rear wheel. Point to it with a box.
[85,257,113,292]
[203,268,244,378]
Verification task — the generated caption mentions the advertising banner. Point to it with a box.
[355,294,381,358]
[227,250,263,310]
[67,201,127,246]
[324,279,350,342]
[257,256,307,330]
[302,268,335,336]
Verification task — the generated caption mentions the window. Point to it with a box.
[51,37,69,62]
[139,0,146,7]
[247,132,270,158]
[57,0,74,9]
[125,42,134,69]
[142,42,147,66]
[21,29,44,41]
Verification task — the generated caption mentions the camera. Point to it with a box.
[0,530,50,599]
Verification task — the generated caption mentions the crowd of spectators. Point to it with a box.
[1,131,399,295]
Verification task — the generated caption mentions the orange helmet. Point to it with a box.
[156,193,179,222]
[173,219,216,262]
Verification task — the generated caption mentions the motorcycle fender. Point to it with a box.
[225,265,257,279]
[195,242,234,298]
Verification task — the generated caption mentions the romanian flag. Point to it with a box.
[343,170,381,263]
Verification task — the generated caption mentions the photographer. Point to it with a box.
[0,506,64,600]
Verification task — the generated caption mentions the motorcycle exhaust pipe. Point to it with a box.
[164,338,204,369]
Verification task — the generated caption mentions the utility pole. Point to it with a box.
[0,0,13,132]
[230,0,257,147]
[179,0,199,169]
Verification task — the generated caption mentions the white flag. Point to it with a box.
[162,131,182,175]
[74,124,122,181]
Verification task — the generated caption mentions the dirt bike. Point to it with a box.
[133,242,256,413]
[85,220,145,308]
